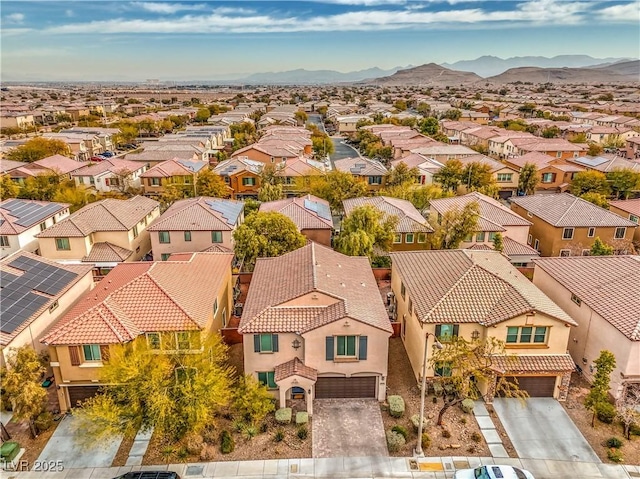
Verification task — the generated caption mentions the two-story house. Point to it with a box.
[342,196,433,251]
[72,158,147,193]
[238,243,393,415]
[457,155,520,199]
[533,256,640,401]
[214,157,263,199]
[148,197,244,261]
[505,152,585,193]
[609,198,640,247]
[36,196,160,279]
[510,193,637,257]
[391,250,576,400]
[140,159,209,197]
[333,157,388,193]
[0,199,70,258]
[391,153,444,185]
[41,252,234,411]
[0,251,93,368]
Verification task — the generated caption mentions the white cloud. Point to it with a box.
[596,0,640,21]
[2,47,72,58]
[131,2,205,14]
[65,9,75,17]
[4,13,25,24]
[212,7,256,15]
[0,27,32,37]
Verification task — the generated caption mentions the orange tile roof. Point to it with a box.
[275,357,318,382]
[491,354,575,374]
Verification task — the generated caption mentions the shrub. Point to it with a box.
[243,425,258,440]
[386,430,406,452]
[34,412,53,433]
[606,437,623,449]
[232,418,245,432]
[388,395,405,418]
[441,429,451,439]
[275,407,292,424]
[219,430,234,454]
[184,433,204,455]
[260,422,269,434]
[461,398,475,414]
[421,432,431,449]
[471,432,482,443]
[296,411,309,425]
[202,426,218,445]
[596,402,616,424]
[433,382,444,397]
[630,422,640,436]
[410,414,427,432]
[607,447,623,463]
[200,444,216,461]
[297,426,308,440]
[176,447,189,461]
[391,425,408,440]
[274,428,285,442]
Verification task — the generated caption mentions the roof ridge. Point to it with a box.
[554,195,579,226]
[96,305,128,343]
[145,267,201,327]
[422,259,475,322]
[473,258,537,312]
[311,243,318,290]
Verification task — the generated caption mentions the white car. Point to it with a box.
[454,465,535,479]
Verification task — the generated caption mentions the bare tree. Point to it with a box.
[616,384,640,440]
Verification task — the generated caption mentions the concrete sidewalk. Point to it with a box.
[4,455,638,479]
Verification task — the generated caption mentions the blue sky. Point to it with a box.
[1,0,639,81]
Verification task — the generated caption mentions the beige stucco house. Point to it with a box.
[391,250,576,401]
[533,256,640,401]
[238,243,393,415]
[41,252,234,411]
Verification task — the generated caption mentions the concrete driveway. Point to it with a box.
[37,414,123,468]
[492,398,600,462]
[312,399,387,458]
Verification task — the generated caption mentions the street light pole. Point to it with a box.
[415,331,443,457]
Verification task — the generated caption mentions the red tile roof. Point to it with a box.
[491,354,575,374]
[275,357,318,382]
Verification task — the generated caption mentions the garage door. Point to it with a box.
[315,377,376,399]
[68,386,101,407]
[502,376,556,397]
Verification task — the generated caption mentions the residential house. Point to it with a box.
[148,197,244,261]
[139,159,208,197]
[335,115,370,134]
[42,132,103,161]
[457,155,520,198]
[231,144,304,166]
[259,195,333,247]
[625,136,640,159]
[587,126,639,146]
[391,250,576,400]
[429,192,538,267]
[1,199,70,258]
[488,133,536,159]
[410,144,478,163]
[342,196,433,250]
[275,157,325,196]
[0,251,93,368]
[125,143,206,166]
[510,193,637,257]
[609,198,640,247]
[72,158,147,193]
[214,157,263,199]
[333,157,388,193]
[0,159,28,176]
[60,127,119,153]
[533,256,640,401]
[504,138,585,161]
[391,153,444,185]
[36,196,160,279]
[9,155,88,183]
[505,152,584,193]
[41,252,234,411]
[567,154,640,173]
[238,243,393,414]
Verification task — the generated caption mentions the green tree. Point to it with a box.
[434,159,464,192]
[335,205,398,258]
[443,109,462,121]
[53,185,90,212]
[307,170,368,213]
[541,126,560,138]
[232,211,306,271]
[590,237,614,256]
[429,337,528,426]
[416,102,431,116]
[113,123,139,146]
[518,163,539,195]
[393,99,407,111]
[6,137,70,162]
[385,163,419,187]
[580,192,609,209]
[160,183,190,210]
[570,170,611,197]
[243,198,261,216]
[18,173,61,201]
[232,375,275,426]
[430,201,480,249]
[1,346,47,438]
[196,169,229,198]
[492,232,504,252]
[587,143,604,156]
[257,182,283,202]
[230,122,257,152]
[311,135,334,159]
[294,110,308,126]
[74,333,232,443]
[195,108,211,123]
[607,168,640,200]
[584,350,616,427]
[419,117,440,137]
[461,162,495,192]
[380,183,450,214]
[0,175,20,199]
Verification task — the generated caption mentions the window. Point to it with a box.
[184,231,192,242]
[83,344,101,361]
[527,234,532,245]
[435,324,459,342]
[400,281,406,300]
[506,326,548,344]
[161,253,171,261]
[560,249,571,257]
[258,371,277,389]
[55,237,70,250]
[176,332,191,350]
[497,173,513,182]
[417,233,427,243]
[435,361,452,377]
[562,228,574,240]
[630,214,639,224]
[254,334,279,353]
[147,332,161,349]
[534,239,539,251]
[150,178,161,186]
[541,172,555,183]
[405,233,414,244]
[222,308,227,327]
[488,232,497,241]
[49,300,59,313]
[408,298,413,316]
[393,233,402,244]
[39,222,47,232]
[212,231,223,243]
[159,231,170,243]
[587,227,595,238]
[571,293,582,306]
[213,298,218,315]
[336,335,357,357]
[242,177,256,186]
[132,225,138,238]
[615,227,626,239]
[368,176,382,185]
[0,236,9,247]
[476,232,486,242]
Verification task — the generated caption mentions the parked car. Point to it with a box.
[454,465,535,479]
[101,151,115,157]
[90,156,106,162]
[118,143,138,150]
[112,472,180,479]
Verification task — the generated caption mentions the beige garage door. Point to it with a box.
[315,377,377,399]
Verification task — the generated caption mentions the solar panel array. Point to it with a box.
[0,256,78,334]
[304,199,332,221]
[1,199,63,227]
[219,164,239,176]
[206,200,244,225]
[349,163,367,174]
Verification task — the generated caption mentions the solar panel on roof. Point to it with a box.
[0,293,48,334]
[1,200,62,227]
[0,271,19,286]
[206,200,243,225]
[304,199,331,220]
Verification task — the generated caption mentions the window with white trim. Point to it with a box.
[615,227,626,239]
[562,228,574,240]
[82,344,101,361]
[506,326,548,344]
[560,249,571,257]
[0,236,9,247]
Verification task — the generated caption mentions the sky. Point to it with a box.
[1,0,639,82]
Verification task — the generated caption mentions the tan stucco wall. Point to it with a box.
[39,236,91,261]
[151,230,234,261]
[610,205,640,245]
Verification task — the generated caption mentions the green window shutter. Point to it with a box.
[258,372,267,385]
[346,336,356,356]
[268,371,277,388]
[325,336,334,360]
[254,334,260,352]
[358,336,368,360]
[272,334,279,352]
[452,325,459,337]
